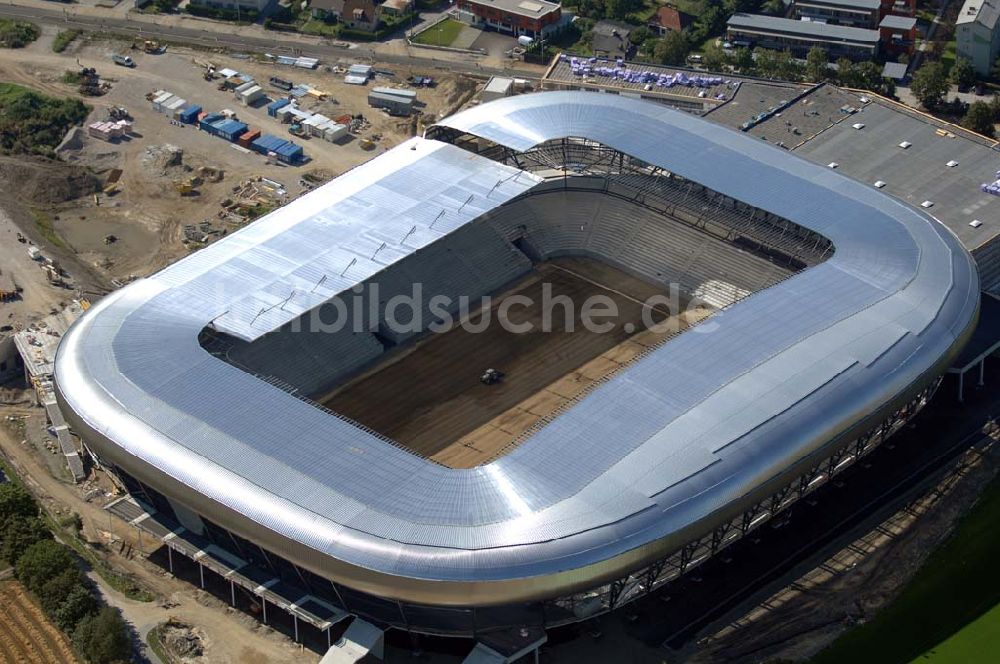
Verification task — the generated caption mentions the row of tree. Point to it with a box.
[1,482,132,663]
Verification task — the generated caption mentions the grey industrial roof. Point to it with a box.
[55,92,979,607]
[790,99,1000,252]
[796,0,880,9]
[882,61,909,80]
[879,14,918,30]
[173,139,530,342]
[727,13,881,44]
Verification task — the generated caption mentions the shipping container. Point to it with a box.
[199,113,224,132]
[251,134,289,155]
[178,105,202,124]
[212,119,248,142]
[238,85,266,106]
[275,142,303,164]
[323,123,349,143]
[368,90,414,116]
[267,98,291,117]
[238,128,261,148]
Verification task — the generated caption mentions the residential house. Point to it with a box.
[311,0,379,30]
[591,20,634,59]
[648,6,692,36]
[956,0,1000,75]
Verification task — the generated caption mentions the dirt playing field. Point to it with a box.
[0,579,79,664]
[322,258,713,467]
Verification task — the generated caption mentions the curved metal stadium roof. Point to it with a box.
[54,92,979,607]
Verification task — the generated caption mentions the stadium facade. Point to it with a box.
[54,93,979,640]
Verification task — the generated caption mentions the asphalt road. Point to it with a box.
[0,4,539,79]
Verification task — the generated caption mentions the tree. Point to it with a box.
[15,539,76,595]
[753,48,800,80]
[703,44,728,73]
[991,94,1000,120]
[762,0,785,13]
[54,585,98,632]
[603,0,642,20]
[843,60,891,95]
[653,31,690,66]
[730,47,755,74]
[963,101,996,137]
[628,25,650,46]
[806,46,830,82]
[0,516,51,565]
[73,607,131,664]
[0,483,38,524]
[910,61,949,109]
[754,47,779,78]
[38,567,85,615]
[950,57,977,89]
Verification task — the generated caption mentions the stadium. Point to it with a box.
[54,92,979,649]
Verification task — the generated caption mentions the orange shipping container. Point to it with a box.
[238,128,261,148]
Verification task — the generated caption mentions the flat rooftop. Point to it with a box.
[795,0,880,10]
[543,55,746,105]
[463,0,561,18]
[727,13,881,44]
[789,99,1000,253]
[702,80,1000,282]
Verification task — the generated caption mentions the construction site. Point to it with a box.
[0,29,479,290]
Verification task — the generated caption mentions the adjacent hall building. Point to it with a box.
[455,0,562,37]
[956,0,1000,75]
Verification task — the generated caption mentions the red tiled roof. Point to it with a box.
[651,7,691,32]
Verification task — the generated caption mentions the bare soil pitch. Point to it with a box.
[321,257,713,467]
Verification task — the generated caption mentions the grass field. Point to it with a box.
[812,472,1000,664]
[411,18,464,47]
[913,602,1000,663]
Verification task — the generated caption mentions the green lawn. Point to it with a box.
[914,602,1000,663]
[940,39,957,73]
[411,18,464,47]
[811,473,1000,664]
[299,19,340,38]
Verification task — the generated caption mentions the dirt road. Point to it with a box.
[0,411,315,664]
[0,207,72,329]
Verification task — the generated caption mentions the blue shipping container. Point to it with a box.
[199,113,223,131]
[276,142,303,164]
[251,135,289,155]
[178,105,202,124]
[267,98,290,117]
[213,119,248,142]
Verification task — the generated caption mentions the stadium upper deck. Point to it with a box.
[54,93,978,611]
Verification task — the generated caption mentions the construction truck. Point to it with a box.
[141,40,166,54]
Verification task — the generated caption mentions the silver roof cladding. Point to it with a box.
[55,92,979,606]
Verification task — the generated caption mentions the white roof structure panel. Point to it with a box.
[172,139,539,341]
[55,93,979,607]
